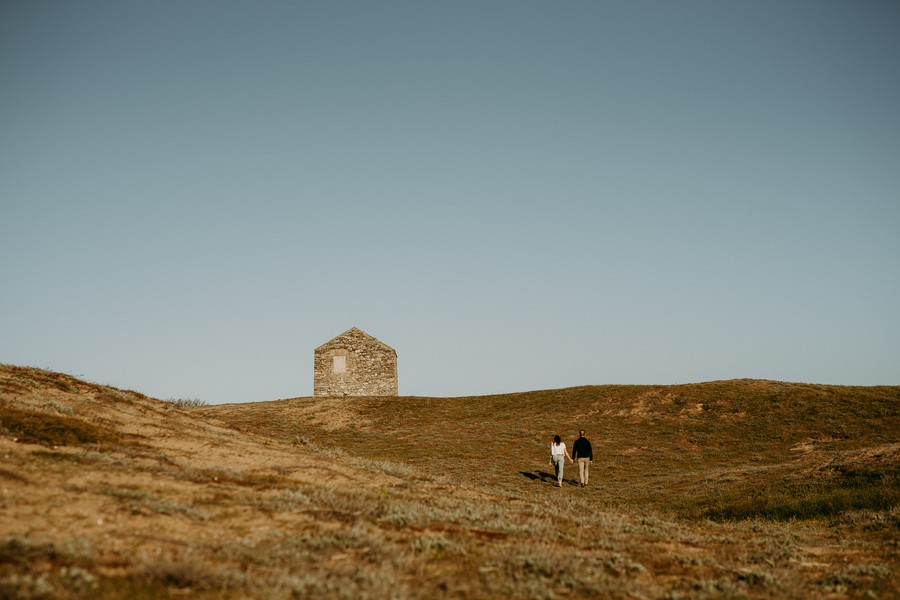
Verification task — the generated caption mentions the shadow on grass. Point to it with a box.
[521,470,577,485]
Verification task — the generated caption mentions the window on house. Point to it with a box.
[333,355,346,374]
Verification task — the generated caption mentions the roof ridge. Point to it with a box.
[314,327,396,353]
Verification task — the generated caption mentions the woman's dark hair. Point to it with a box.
[553,435,561,444]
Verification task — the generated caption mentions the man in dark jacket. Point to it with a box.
[572,430,593,487]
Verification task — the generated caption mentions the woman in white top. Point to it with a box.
[549,434,574,487]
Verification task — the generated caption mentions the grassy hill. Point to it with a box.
[206,380,898,521]
[1,364,897,598]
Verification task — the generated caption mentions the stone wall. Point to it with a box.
[313,327,398,397]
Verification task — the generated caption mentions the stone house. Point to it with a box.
[313,327,398,397]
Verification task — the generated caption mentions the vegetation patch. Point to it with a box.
[703,474,899,522]
[132,552,245,592]
[0,538,75,570]
[0,405,118,447]
[163,397,208,408]
[98,487,211,521]
[177,466,288,488]
[31,449,117,466]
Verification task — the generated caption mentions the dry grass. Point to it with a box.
[209,381,899,521]
[1,364,897,599]
[0,403,119,447]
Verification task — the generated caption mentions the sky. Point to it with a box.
[2,1,899,404]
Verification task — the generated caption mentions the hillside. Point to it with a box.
[2,365,898,599]
[204,380,899,520]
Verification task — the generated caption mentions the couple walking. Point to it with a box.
[549,430,593,487]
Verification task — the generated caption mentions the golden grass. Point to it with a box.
[208,381,899,521]
[1,364,897,599]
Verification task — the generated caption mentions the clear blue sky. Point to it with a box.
[2,1,898,403]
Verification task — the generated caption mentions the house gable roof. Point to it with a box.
[314,327,396,354]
